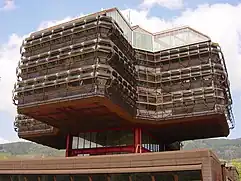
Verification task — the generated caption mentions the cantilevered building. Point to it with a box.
[13,8,234,156]
[0,7,238,181]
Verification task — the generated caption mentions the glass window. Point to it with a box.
[177,170,202,181]
[142,132,160,152]
[0,175,10,181]
[14,176,25,181]
[55,175,70,181]
[91,174,107,181]
[153,170,202,181]
[10,175,18,181]
[72,137,78,149]
[72,175,89,181]
[84,132,91,149]
[131,173,152,181]
[153,172,174,181]
[90,132,97,148]
[39,175,55,181]
[110,174,130,181]
[25,175,39,181]
[78,134,84,149]
[76,129,134,148]
[133,32,153,52]
[106,10,132,43]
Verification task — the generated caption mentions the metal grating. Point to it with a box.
[12,9,234,144]
[135,41,234,129]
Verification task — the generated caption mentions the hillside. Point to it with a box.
[0,142,64,159]
[0,138,241,160]
[184,138,241,160]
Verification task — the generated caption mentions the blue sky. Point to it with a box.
[0,0,241,143]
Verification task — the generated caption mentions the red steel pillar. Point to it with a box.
[65,134,73,157]
[134,128,142,153]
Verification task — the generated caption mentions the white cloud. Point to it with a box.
[0,14,85,115]
[0,34,22,116]
[123,3,241,91]
[37,14,84,31]
[1,0,16,11]
[0,35,27,142]
[174,3,241,92]
[141,0,184,9]
[0,16,83,142]
[0,137,9,144]
[37,17,75,30]
[122,9,172,31]
[0,136,28,144]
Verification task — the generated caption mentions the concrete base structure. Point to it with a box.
[0,149,239,181]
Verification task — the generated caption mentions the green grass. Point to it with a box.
[0,152,12,160]
[231,160,241,181]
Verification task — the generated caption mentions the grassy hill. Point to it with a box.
[1,138,241,160]
[184,138,241,160]
[0,142,64,159]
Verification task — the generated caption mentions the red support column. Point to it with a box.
[65,134,73,157]
[134,128,142,153]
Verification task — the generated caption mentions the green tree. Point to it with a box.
[231,160,241,181]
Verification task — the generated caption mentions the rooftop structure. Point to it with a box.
[12,7,234,156]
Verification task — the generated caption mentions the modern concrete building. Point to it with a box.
[0,7,237,181]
